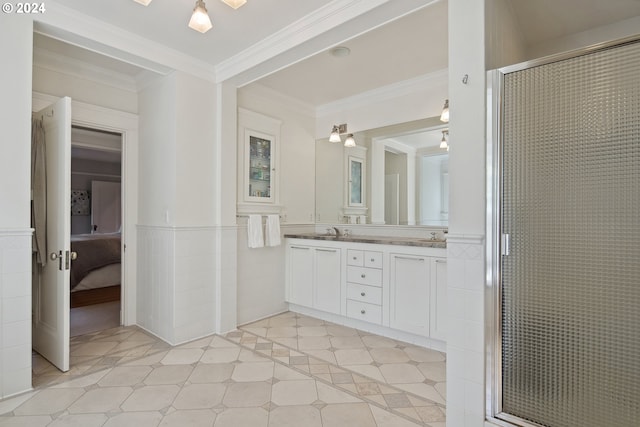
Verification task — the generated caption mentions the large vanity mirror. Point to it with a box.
[316,117,449,227]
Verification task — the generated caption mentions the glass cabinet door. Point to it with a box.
[248,134,273,201]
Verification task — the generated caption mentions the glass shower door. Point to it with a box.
[497,39,640,427]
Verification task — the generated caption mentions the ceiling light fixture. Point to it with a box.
[133,0,246,32]
[440,99,449,123]
[189,0,213,33]
[329,124,347,143]
[440,130,449,151]
[330,46,351,58]
[221,0,246,9]
[344,134,356,148]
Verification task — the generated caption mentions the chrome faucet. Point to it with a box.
[332,226,341,237]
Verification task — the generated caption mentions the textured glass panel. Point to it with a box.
[501,41,640,427]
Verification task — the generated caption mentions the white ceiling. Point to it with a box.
[249,1,448,107]
[35,0,640,110]
[52,0,335,68]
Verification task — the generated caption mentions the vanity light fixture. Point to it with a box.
[133,0,152,5]
[329,124,347,143]
[440,130,449,151]
[440,99,449,123]
[344,134,356,147]
[189,0,213,33]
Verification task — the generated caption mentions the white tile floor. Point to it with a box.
[2,311,445,426]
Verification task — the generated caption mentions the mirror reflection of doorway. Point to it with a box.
[385,173,400,224]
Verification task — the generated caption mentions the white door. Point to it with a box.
[91,180,121,233]
[33,97,72,372]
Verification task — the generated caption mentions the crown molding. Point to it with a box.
[35,1,216,82]
[33,46,138,92]
[316,68,448,117]
[239,83,316,118]
[215,0,390,82]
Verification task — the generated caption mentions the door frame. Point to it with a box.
[32,92,138,327]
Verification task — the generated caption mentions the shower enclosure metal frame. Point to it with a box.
[486,34,640,427]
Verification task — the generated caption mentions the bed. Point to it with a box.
[70,233,121,308]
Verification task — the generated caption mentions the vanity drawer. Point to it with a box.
[347,266,382,286]
[347,283,382,305]
[346,300,382,324]
[364,251,383,269]
[347,250,383,269]
[347,250,364,266]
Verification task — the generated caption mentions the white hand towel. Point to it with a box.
[265,214,281,247]
[247,215,264,248]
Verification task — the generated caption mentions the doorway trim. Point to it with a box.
[32,91,138,326]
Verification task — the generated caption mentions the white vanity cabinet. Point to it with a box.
[389,253,430,336]
[285,236,447,350]
[286,242,341,315]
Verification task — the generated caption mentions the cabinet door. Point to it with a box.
[287,245,313,307]
[430,258,447,341]
[246,131,275,203]
[389,254,430,336]
[314,247,341,314]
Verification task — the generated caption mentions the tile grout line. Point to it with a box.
[224,328,439,426]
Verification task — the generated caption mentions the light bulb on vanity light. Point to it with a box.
[189,0,213,33]
[440,99,449,123]
[440,130,449,150]
[344,134,356,147]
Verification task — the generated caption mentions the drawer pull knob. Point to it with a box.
[361,274,366,278]
[360,309,366,314]
[370,258,375,262]
[353,257,357,260]
[360,292,366,297]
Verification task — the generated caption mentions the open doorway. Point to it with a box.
[69,126,123,337]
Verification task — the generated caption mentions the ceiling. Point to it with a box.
[36,0,640,110]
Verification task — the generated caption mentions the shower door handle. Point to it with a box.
[501,233,510,256]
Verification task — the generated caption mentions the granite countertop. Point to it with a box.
[284,233,447,249]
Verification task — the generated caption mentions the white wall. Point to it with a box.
[174,73,216,226]
[315,71,448,140]
[528,15,640,61]
[446,0,488,425]
[0,16,33,400]
[137,71,217,344]
[235,85,316,325]
[485,0,527,70]
[138,74,177,226]
[33,66,138,114]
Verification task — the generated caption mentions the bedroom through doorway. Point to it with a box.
[69,126,123,337]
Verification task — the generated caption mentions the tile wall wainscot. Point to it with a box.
[0,229,33,399]
[444,234,485,427]
[285,234,447,353]
[137,226,216,345]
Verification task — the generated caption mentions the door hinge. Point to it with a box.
[501,233,510,256]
